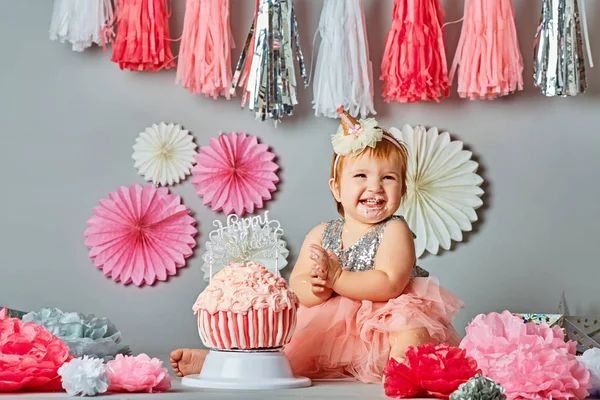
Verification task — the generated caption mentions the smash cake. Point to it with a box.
[193,261,299,350]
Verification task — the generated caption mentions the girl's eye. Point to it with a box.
[384,175,396,180]
[354,174,366,178]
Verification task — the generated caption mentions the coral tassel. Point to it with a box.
[450,0,524,100]
[110,0,176,72]
[380,0,449,103]
[176,0,234,99]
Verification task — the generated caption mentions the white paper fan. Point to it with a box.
[390,125,484,258]
[132,122,197,186]
[200,212,289,282]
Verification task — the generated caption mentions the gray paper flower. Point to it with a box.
[450,374,506,400]
[22,308,130,362]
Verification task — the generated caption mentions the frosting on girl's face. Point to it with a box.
[334,153,402,224]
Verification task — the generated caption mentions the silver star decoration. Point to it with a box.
[514,292,599,354]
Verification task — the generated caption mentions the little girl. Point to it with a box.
[284,107,464,383]
[170,108,463,381]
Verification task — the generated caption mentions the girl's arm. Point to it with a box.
[331,220,416,302]
[289,223,333,307]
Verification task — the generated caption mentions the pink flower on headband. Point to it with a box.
[348,124,364,136]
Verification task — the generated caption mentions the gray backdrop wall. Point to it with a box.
[2,1,600,364]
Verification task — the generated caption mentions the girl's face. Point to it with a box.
[329,153,403,224]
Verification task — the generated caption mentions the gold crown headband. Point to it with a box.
[331,106,403,180]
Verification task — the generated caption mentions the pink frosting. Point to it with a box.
[193,262,299,315]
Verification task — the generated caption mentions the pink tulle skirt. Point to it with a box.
[285,277,464,383]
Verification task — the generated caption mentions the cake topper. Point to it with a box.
[200,211,289,282]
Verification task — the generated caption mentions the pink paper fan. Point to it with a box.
[84,184,197,286]
[191,132,279,215]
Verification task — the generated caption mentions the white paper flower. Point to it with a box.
[578,348,600,393]
[132,122,197,186]
[390,125,484,258]
[58,356,110,396]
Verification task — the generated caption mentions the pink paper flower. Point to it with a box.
[460,310,591,400]
[191,132,279,216]
[106,354,171,393]
[84,184,197,286]
[0,308,72,392]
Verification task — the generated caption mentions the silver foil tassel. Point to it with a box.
[231,0,309,124]
[533,0,588,96]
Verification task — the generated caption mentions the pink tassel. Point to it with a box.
[232,0,259,105]
[176,0,234,98]
[380,0,449,103]
[110,0,176,72]
[450,0,523,100]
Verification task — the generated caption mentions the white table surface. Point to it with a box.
[4,378,599,399]
[3,378,432,400]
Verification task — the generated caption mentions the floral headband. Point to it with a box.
[331,106,403,179]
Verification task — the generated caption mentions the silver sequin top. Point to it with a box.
[322,215,429,277]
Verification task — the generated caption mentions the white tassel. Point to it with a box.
[49,0,114,52]
[577,0,594,67]
[312,0,375,119]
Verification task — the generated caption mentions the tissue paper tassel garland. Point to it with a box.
[450,0,523,100]
[49,0,115,52]
[230,0,309,124]
[312,0,375,118]
[381,0,449,103]
[22,308,131,362]
[176,0,234,98]
[58,356,110,397]
[533,0,593,96]
[110,0,176,71]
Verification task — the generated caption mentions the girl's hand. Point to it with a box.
[309,267,331,298]
[309,245,342,289]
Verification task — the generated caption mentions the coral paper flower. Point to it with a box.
[460,311,591,400]
[84,184,197,286]
[0,308,72,392]
[106,354,171,393]
[384,343,480,398]
[191,132,279,216]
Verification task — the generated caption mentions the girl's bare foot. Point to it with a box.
[170,348,208,377]
[383,328,430,384]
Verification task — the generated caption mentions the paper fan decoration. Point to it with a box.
[390,125,484,258]
[132,122,198,186]
[84,184,197,286]
[191,132,279,216]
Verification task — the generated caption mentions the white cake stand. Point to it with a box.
[181,348,312,390]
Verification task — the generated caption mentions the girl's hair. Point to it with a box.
[330,132,408,216]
